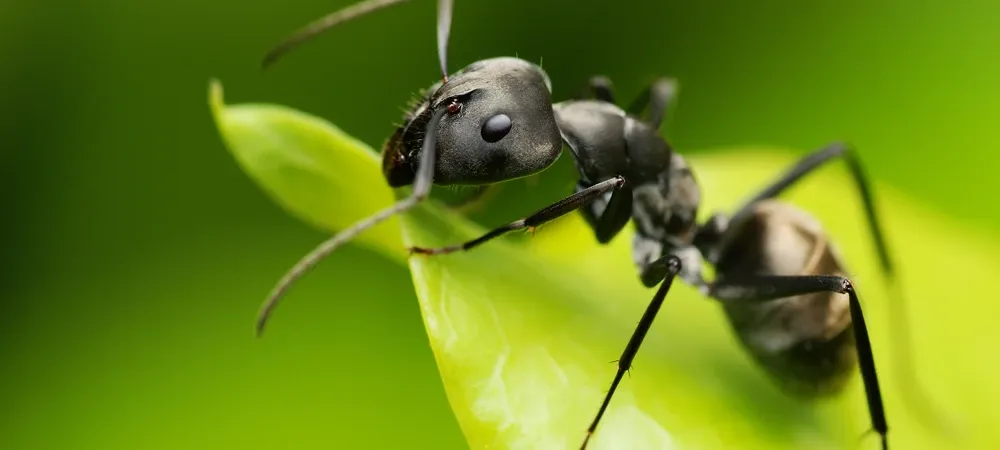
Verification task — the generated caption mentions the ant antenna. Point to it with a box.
[261,0,413,70]
[437,0,453,82]
[261,0,454,82]
[255,107,450,336]
[254,0,458,335]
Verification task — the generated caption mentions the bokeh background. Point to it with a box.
[3,0,998,449]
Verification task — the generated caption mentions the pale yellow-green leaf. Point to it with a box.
[210,79,999,450]
[208,79,402,261]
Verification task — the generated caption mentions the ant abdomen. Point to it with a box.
[713,200,858,396]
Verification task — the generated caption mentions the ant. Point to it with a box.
[253,0,901,448]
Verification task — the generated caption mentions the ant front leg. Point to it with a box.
[575,75,616,103]
[625,77,678,131]
[576,76,679,132]
[709,275,888,450]
[409,175,627,255]
[577,178,634,245]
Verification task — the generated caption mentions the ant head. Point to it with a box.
[383,57,563,187]
[254,1,568,337]
[260,1,562,187]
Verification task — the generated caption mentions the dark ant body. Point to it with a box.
[254,0,897,448]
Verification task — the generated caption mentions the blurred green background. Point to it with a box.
[3,0,998,449]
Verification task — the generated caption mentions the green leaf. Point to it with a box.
[209,79,999,450]
[208,79,402,261]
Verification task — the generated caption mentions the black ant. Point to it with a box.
[254,0,901,448]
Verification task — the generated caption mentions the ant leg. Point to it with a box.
[580,254,682,450]
[625,77,678,130]
[254,108,448,336]
[590,76,615,102]
[718,142,947,430]
[727,143,889,272]
[575,75,615,102]
[576,180,634,244]
[709,275,888,450]
[409,175,626,255]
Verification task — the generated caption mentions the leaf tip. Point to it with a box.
[208,78,225,121]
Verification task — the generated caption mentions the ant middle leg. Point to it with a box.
[709,275,888,450]
[409,175,627,255]
[580,254,683,450]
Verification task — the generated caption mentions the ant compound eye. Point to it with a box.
[481,114,512,143]
[446,99,462,115]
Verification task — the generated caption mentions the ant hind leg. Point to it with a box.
[709,274,888,450]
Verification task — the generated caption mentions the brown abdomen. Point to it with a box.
[715,200,857,397]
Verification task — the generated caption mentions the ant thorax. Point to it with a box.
[629,152,706,287]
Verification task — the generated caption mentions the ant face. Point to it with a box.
[383,57,563,186]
